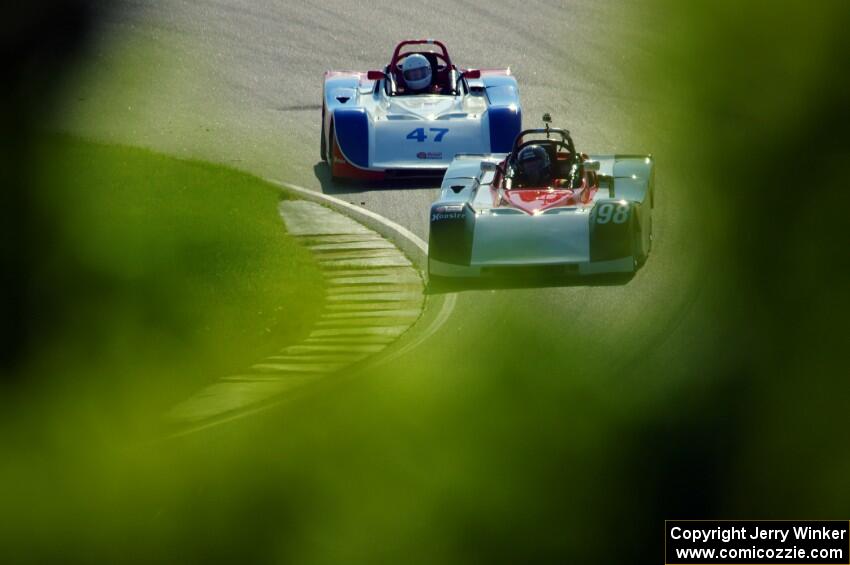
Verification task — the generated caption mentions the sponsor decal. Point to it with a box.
[431,212,464,222]
[417,151,443,160]
[431,204,465,222]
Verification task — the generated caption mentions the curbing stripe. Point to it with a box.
[327,292,422,302]
[309,241,397,252]
[320,267,418,277]
[326,284,421,294]
[312,248,405,260]
[319,256,412,268]
[284,344,387,354]
[308,326,409,338]
[265,354,370,363]
[303,335,398,344]
[317,317,419,328]
[301,234,386,244]
[164,181,458,439]
[168,200,425,427]
[252,362,345,373]
[326,274,422,286]
[322,301,423,311]
[321,309,422,319]
[266,180,427,266]
[220,374,319,382]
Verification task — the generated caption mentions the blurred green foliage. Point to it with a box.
[1,136,325,433]
[651,0,850,517]
[2,0,850,563]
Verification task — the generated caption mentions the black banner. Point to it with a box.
[665,521,849,564]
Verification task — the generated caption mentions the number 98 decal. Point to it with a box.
[596,202,630,224]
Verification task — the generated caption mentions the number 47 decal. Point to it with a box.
[406,127,449,142]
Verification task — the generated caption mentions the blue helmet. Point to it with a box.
[516,145,551,186]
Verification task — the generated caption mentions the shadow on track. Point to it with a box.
[427,269,635,295]
[313,163,443,195]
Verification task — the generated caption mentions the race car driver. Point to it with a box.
[514,144,588,189]
[515,145,554,187]
[400,53,439,94]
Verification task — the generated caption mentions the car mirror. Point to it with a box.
[366,70,386,81]
[583,160,600,172]
[480,161,497,172]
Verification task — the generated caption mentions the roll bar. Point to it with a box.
[510,128,576,158]
[389,39,452,68]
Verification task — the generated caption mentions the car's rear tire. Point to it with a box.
[633,217,648,269]
[320,105,327,162]
[327,121,337,179]
[647,213,653,254]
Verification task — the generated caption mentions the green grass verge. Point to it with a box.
[18,135,325,431]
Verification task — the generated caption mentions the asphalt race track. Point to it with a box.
[67,0,705,406]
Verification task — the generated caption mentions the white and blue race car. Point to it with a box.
[321,39,522,181]
[428,117,655,280]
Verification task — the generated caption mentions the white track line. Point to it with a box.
[266,180,427,256]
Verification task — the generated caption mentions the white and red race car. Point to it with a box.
[321,39,522,181]
[428,117,655,280]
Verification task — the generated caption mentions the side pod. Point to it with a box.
[428,203,475,266]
